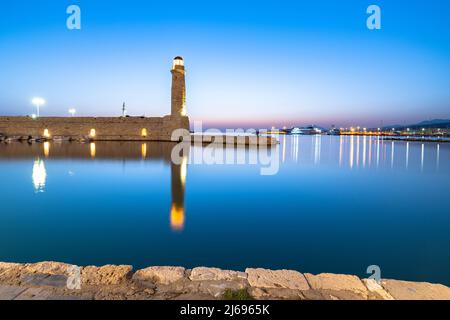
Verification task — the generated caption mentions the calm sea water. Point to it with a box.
[0,136,449,285]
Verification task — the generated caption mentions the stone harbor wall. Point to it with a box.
[0,116,190,142]
[1,262,450,300]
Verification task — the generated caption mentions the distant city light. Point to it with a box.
[31,97,46,117]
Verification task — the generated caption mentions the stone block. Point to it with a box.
[304,273,368,298]
[24,261,73,275]
[381,279,450,300]
[81,265,133,285]
[246,268,310,290]
[190,267,247,282]
[133,266,186,285]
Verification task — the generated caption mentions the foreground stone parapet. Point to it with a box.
[190,267,247,282]
[381,279,450,300]
[305,273,369,299]
[133,266,186,285]
[1,261,450,300]
[246,268,310,291]
[81,265,133,285]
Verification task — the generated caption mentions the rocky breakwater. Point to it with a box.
[1,262,450,300]
[0,134,92,144]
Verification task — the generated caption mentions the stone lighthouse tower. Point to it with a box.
[171,56,187,117]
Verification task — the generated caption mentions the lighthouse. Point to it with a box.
[171,56,187,117]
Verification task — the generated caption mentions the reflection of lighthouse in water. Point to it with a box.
[170,155,187,231]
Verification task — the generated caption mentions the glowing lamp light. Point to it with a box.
[89,129,96,137]
[69,108,76,117]
[43,129,50,138]
[172,56,184,69]
[31,97,46,117]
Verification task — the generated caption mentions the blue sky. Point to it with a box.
[0,0,449,128]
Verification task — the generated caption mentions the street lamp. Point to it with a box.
[31,97,46,117]
[69,108,76,117]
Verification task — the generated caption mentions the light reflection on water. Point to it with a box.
[32,158,46,193]
[0,136,449,285]
[275,135,443,172]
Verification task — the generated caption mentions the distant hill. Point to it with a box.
[415,119,450,127]
[381,119,450,130]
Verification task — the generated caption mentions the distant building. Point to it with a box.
[286,125,323,135]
